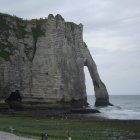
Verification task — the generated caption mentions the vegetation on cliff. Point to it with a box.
[0,12,46,61]
[0,42,17,61]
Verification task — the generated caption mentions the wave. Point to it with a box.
[92,106,140,120]
[87,95,140,120]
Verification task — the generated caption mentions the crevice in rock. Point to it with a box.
[30,21,45,61]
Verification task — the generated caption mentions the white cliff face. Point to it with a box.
[0,13,111,106]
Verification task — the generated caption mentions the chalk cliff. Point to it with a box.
[0,13,111,107]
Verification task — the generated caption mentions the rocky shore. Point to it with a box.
[0,117,140,140]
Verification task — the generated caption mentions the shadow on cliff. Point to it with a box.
[5,90,22,110]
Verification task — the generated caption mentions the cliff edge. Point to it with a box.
[0,13,111,108]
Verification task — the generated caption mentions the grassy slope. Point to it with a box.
[0,113,140,140]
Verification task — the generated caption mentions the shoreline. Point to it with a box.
[0,113,140,140]
[0,109,140,122]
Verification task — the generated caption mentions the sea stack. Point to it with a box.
[0,13,111,108]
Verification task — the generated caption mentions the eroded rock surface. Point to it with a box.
[0,13,111,107]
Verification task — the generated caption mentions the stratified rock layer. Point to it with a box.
[0,13,111,107]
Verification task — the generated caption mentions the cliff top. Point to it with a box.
[0,12,83,61]
[0,12,82,29]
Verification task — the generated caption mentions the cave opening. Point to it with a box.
[5,90,22,109]
[84,66,95,107]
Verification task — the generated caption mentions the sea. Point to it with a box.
[87,95,140,120]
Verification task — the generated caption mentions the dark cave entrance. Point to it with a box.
[84,67,95,106]
[5,90,22,109]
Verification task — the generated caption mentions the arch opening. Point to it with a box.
[84,66,95,107]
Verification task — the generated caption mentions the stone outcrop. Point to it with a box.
[0,13,111,107]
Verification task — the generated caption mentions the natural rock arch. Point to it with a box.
[83,55,111,106]
[0,13,111,108]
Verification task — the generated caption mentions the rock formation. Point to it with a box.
[0,13,111,108]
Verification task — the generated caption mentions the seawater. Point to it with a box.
[87,95,140,120]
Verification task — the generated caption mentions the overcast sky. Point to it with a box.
[0,0,140,95]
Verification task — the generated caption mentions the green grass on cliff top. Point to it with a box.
[0,112,140,140]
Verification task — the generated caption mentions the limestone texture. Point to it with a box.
[0,13,111,107]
